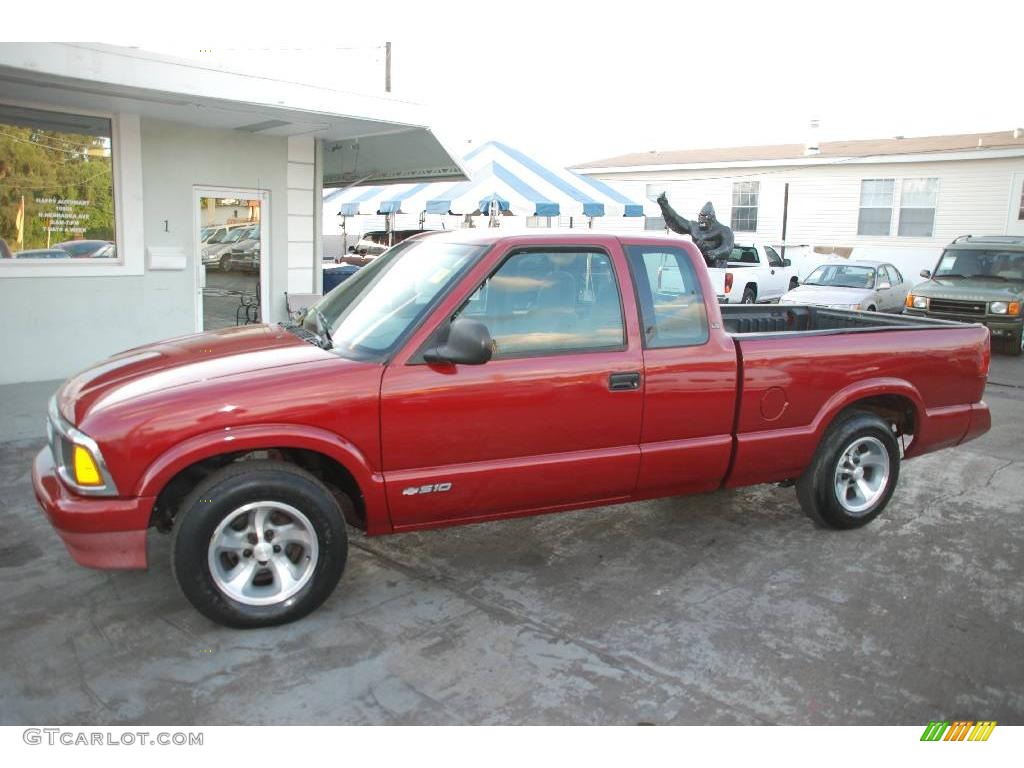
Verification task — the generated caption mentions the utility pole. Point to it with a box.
[384,42,391,92]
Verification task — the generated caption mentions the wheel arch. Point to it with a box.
[139,424,389,534]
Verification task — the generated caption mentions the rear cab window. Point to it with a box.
[625,246,710,348]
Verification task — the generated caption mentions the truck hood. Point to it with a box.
[913,276,1024,301]
[59,324,336,425]
[782,284,873,306]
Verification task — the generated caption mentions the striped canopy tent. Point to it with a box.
[325,140,648,221]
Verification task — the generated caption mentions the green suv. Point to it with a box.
[904,235,1024,355]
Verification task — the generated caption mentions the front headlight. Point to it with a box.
[910,295,929,310]
[990,301,1008,315]
[47,397,118,496]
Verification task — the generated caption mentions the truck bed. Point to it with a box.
[720,304,972,336]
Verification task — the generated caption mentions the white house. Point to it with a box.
[0,43,463,384]
[573,131,1024,275]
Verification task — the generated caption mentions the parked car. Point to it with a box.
[225,228,261,272]
[54,239,115,258]
[780,260,910,312]
[13,248,70,259]
[202,222,250,244]
[904,235,1024,355]
[33,231,991,627]
[707,242,801,304]
[203,224,258,270]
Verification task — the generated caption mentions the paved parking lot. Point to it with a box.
[203,270,260,331]
[1,358,1021,725]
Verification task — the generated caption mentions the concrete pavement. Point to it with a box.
[0,357,1021,725]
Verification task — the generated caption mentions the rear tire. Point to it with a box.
[219,254,232,272]
[741,286,757,304]
[789,277,799,290]
[172,460,349,628]
[796,410,900,529]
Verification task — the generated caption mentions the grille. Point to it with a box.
[928,298,987,316]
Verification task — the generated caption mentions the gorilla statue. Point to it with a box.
[655,193,735,268]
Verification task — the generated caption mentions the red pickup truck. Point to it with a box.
[33,231,991,627]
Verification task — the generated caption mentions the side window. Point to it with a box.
[455,250,625,358]
[888,265,904,284]
[626,246,710,348]
[765,246,783,267]
[878,266,893,286]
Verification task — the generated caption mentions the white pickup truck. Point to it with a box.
[709,243,801,304]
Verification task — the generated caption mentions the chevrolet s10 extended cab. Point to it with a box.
[33,231,992,627]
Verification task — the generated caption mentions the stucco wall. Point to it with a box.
[0,116,291,385]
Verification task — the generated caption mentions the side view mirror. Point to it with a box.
[920,269,932,279]
[423,318,493,365]
[782,259,792,267]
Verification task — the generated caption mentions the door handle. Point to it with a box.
[609,371,641,391]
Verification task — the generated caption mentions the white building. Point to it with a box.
[574,131,1024,273]
[0,43,463,384]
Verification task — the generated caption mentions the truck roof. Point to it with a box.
[947,235,1024,251]
[412,228,776,249]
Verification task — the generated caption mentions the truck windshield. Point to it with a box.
[303,238,486,359]
[934,249,1024,280]
[803,264,876,289]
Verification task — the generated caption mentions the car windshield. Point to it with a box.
[803,264,875,289]
[302,238,486,359]
[225,228,251,243]
[933,249,1024,280]
[206,229,229,243]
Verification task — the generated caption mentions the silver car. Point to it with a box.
[779,260,910,312]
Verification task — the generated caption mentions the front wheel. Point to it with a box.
[219,254,232,272]
[796,410,900,529]
[172,461,349,628]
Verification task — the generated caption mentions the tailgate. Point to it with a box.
[706,267,726,298]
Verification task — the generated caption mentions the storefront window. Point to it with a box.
[0,104,117,263]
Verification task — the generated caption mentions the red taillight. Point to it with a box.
[724,271,734,294]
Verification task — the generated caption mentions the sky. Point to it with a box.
[80,0,1023,168]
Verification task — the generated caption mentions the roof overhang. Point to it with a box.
[575,147,1024,175]
[0,43,466,186]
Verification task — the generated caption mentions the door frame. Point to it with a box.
[192,186,271,332]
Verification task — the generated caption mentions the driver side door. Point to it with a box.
[379,242,645,529]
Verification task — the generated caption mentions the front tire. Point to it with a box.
[172,461,349,628]
[219,254,232,272]
[796,410,900,529]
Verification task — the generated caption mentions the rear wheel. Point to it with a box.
[796,410,900,529]
[172,461,348,628]
[219,254,232,272]
[741,286,757,304]
[789,277,799,290]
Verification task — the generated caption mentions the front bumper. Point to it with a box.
[32,449,153,569]
[903,308,1023,337]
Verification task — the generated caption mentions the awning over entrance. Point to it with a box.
[0,43,467,186]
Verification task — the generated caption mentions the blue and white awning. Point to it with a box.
[324,141,646,219]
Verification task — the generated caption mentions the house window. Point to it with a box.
[731,181,759,232]
[645,183,667,200]
[526,216,551,228]
[898,178,938,237]
[0,104,117,263]
[857,178,894,236]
